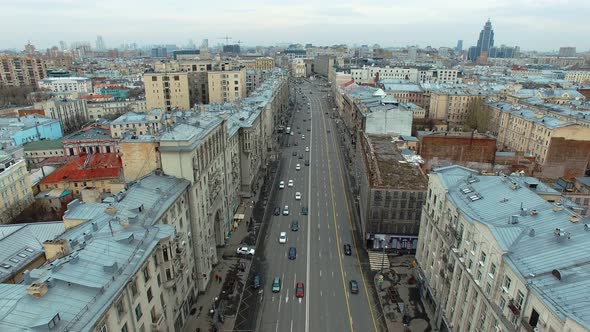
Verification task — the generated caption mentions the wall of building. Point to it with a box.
[541,137,590,179]
[364,109,413,136]
[0,159,33,224]
[36,99,89,134]
[0,57,46,87]
[419,135,497,172]
[119,139,161,182]
[207,70,246,104]
[144,72,192,112]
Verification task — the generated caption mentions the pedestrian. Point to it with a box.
[214,274,218,281]
[218,276,222,283]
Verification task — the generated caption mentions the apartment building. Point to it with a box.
[489,101,590,179]
[0,115,62,149]
[255,57,275,71]
[0,153,33,223]
[416,165,590,332]
[0,174,198,332]
[38,77,92,94]
[429,88,490,127]
[34,98,89,134]
[0,56,46,87]
[356,134,428,250]
[23,139,64,168]
[564,70,590,84]
[351,66,460,85]
[207,70,246,104]
[379,80,429,109]
[144,72,194,112]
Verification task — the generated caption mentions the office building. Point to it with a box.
[255,57,275,71]
[151,47,167,58]
[455,40,463,52]
[0,153,34,224]
[0,56,46,87]
[416,165,590,332]
[559,46,576,57]
[468,19,494,62]
[95,35,105,51]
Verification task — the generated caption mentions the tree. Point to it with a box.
[464,98,493,133]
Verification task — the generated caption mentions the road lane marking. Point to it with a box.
[276,320,279,332]
[305,93,312,332]
[291,320,294,332]
[278,294,282,312]
[320,270,322,277]
[320,290,323,297]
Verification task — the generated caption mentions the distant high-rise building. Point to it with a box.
[467,46,478,62]
[151,47,167,58]
[559,46,576,57]
[223,44,240,54]
[0,57,46,87]
[95,35,105,51]
[59,41,67,51]
[470,19,494,62]
[455,40,463,52]
[408,46,417,62]
[24,41,36,56]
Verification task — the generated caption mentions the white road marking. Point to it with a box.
[320,270,322,277]
[329,237,331,244]
[278,294,282,312]
[320,290,323,297]
[276,320,280,332]
[291,320,294,332]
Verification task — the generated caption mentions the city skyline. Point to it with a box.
[2,0,590,52]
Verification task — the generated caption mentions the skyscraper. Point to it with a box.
[475,19,494,59]
[95,35,105,51]
[559,46,576,57]
[455,40,463,52]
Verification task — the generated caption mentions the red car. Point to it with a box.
[295,282,305,298]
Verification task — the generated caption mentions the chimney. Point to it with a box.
[27,282,48,298]
[43,239,69,261]
[23,270,32,285]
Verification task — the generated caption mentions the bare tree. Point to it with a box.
[464,98,492,133]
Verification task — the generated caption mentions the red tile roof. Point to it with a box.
[40,153,123,184]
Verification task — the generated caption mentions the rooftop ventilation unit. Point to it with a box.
[508,215,519,224]
[553,203,564,212]
[461,187,473,194]
[569,215,581,223]
[469,194,482,202]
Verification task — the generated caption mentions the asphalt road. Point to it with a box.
[254,78,380,332]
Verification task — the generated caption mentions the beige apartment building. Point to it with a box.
[207,70,246,104]
[488,101,590,179]
[144,72,195,112]
[0,56,46,87]
[417,165,590,332]
[0,154,33,224]
[255,57,275,71]
[429,90,487,127]
[34,98,89,134]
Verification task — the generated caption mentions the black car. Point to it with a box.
[273,207,281,216]
[307,128,311,132]
[288,247,297,260]
[252,273,261,289]
[344,244,352,256]
[302,207,308,215]
[350,280,359,294]
[298,155,303,159]
[292,151,297,156]
[304,160,310,166]
[291,220,299,231]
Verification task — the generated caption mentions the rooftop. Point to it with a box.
[434,166,590,328]
[488,102,578,130]
[416,131,496,140]
[63,124,112,141]
[39,77,90,82]
[0,222,65,283]
[23,139,63,151]
[0,174,189,331]
[364,134,427,189]
[40,153,122,184]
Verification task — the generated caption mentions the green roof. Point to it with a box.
[23,139,63,151]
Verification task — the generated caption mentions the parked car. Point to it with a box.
[304,160,310,166]
[305,147,309,152]
[292,151,297,156]
[236,247,255,256]
[252,273,261,289]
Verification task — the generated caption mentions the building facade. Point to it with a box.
[35,98,89,134]
[416,166,590,332]
[0,154,33,224]
[144,72,193,112]
[38,77,92,93]
[207,70,246,104]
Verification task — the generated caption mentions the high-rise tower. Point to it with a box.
[475,19,494,58]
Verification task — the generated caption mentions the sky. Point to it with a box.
[1,0,589,52]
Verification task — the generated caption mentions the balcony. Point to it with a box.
[151,313,166,331]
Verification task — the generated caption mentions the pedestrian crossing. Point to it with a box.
[368,251,390,271]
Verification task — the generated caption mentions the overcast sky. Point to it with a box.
[2,0,589,52]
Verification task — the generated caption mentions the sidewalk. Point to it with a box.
[183,191,262,332]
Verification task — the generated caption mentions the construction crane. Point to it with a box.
[218,36,232,45]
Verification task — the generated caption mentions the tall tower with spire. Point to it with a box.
[475,19,494,59]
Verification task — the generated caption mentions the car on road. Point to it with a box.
[350,280,359,294]
[272,277,281,292]
[295,192,301,200]
[292,151,297,156]
[295,164,301,171]
[252,273,261,289]
[279,181,285,189]
[273,207,280,216]
[290,132,294,136]
[305,147,309,152]
[295,282,305,298]
[288,247,297,260]
[297,131,301,134]
[283,206,289,215]
[304,160,310,166]
[307,128,311,132]
[294,141,298,146]
[344,244,352,256]
[301,135,305,140]
[236,247,255,256]
[298,154,303,159]
[302,206,308,215]
[288,179,294,187]
[291,220,299,231]
[279,232,287,243]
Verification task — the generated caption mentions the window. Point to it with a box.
[489,263,496,278]
[503,276,512,290]
[151,76,157,81]
[121,323,129,332]
[135,303,143,321]
[143,266,150,282]
[116,299,125,319]
[147,287,153,302]
[162,248,169,262]
[130,279,138,297]
[516,290,525,309]
[485,282,492,296]
[499,297,506,310]
[480,252,486,265]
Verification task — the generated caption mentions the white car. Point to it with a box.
[288,179,294,187]
[295,164,301,171]
[279,181,285,189]
[301,135,305,140]
[283,205,289,215]
[295,192,301,200]
[279,232,287,244]
[236,247,255,256]
[305,147,309,152]
[290,132,294,136]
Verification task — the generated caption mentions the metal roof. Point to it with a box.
[434,166,590,328]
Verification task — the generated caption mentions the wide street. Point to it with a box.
[251,77,380,332]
